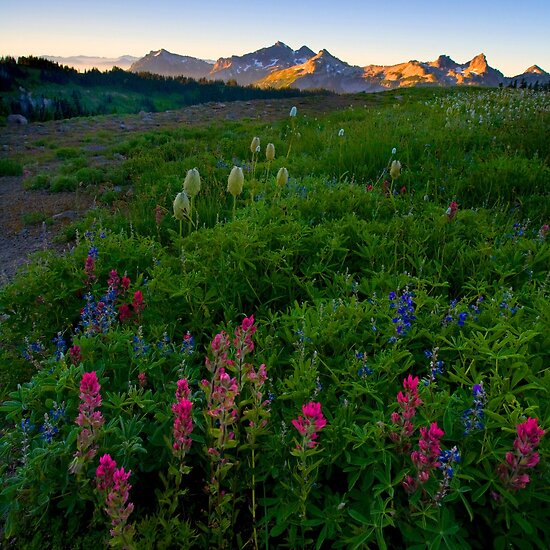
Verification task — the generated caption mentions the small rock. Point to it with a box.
[85,144,106,153]
[52,210,78,221]
[7,114,28,125]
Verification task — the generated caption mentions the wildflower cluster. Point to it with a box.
[497,289,518,317]
[292,402,327,450]
[131,326,149,358]
[16,418,34,467]
[446,201,458,220]
[119,290,144,324]
[434,446,461,504]
[243,363,269,427]
[70,371,104,474]
[69,345,82,365]
[390,374,422,451]
[39,401,66,443]
[435,88,550,130]
[496,417,545,491]
[442,299,469,327]
[172,378,194,463]
[233,314,256,362]
[423,347,444,387]
[80,291,118,336]
[79,266,143,334]
[84,245,97,286]
[156,332,171,355]
[510,221,529,241]
[355,351,373,378]
[202,328,241,460]
[181,331,196,355]
[52,332,67,360]
[288,399,327,523]
[403,422,445,494]
[96,454,135,545]
[388,288,416,339]
[137,372,147,387]
[21,337,45,367]
[500,221,549,243]
[469,295,484,320]
[462,383,487,435]
[199,317,272,539]
[202,365,239,458]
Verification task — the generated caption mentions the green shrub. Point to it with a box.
[59,157,88,175]
[74,167,105,186]
[22,212,49,225]
[23,173,50,190]
[50,174,77,192]
[0,158,23,176]
[55,147,81,160]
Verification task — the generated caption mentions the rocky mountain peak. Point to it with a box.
[313,50,343,64]
[468,53,488,72]
[524,64,546,74]
[273,40,291,50]
[433,54,457,69]
[295,45,315,59]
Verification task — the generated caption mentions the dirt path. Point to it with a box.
[0,94,372,284]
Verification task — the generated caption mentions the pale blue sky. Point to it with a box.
[1,0,548,76]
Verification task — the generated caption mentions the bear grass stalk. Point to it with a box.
[183,168,201,234]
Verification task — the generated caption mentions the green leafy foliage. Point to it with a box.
[1,87,549,548]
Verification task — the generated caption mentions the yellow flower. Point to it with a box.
[173,191,190,220]
[250,136,260,154]
[183,168,201,197]
[276,167,289,187]
[390,160,401,180]
[227,166,244,197]
[266,143,275,161]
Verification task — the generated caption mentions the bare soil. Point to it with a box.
[0,94,374,284]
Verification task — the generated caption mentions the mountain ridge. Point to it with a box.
[48,43,550,92]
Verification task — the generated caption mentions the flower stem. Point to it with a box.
[286,118,296,159]
[251,447,258,550]
[188,196,194,234]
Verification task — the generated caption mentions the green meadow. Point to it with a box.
[1,86,549,549]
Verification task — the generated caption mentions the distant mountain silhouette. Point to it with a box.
[47,43,547,93]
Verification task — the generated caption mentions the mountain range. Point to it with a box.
[50,42,550,93]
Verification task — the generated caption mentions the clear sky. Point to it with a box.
[1,0,549,76]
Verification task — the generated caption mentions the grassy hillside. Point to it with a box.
[0,86,549,548]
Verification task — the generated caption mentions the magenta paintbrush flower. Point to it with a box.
[96,454,135,543]
[70,371,104,474]
[292,401,327,448]
[404,422,445,493]
[497,417,545,490]
[390,374,422,451]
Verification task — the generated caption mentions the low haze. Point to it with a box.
[1,0,549,76]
